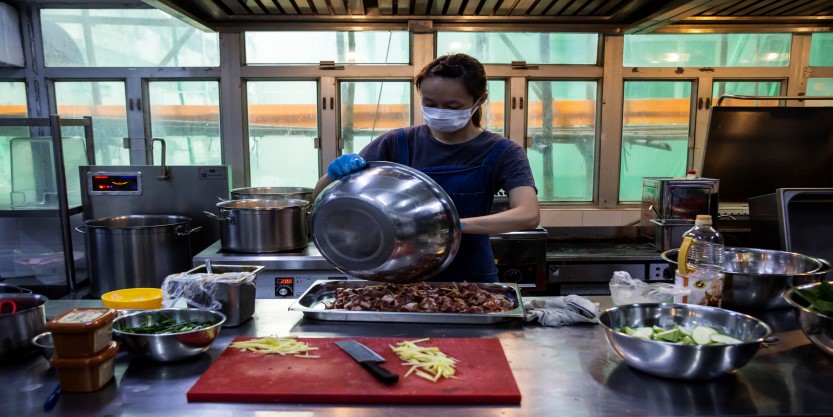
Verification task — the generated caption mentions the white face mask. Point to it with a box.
[422,99,482,133]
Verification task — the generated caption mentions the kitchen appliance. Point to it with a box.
[490,227,548,291]
[749,188,833,266]
[187,337,521,405]
[79,165,230,256]
[204,199,309,253]
[702,105,833,212]
[640,177,719,251]
[192,241,353,299]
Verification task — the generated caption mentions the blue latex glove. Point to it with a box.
[327,153,367,180]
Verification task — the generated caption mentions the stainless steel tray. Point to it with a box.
[288,280,525,324]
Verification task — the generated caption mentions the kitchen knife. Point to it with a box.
[335,340,399,385]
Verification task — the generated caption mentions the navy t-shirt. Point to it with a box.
[359,124,537,197]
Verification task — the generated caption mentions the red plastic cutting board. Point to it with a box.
[187,337,521,405]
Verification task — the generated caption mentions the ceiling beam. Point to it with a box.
[623,0,735,34]
[142,0,216,32]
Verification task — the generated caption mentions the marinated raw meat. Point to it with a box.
[325,282,514,313]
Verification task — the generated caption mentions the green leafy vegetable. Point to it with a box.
[794,282,833,316]
[120,313,214,334]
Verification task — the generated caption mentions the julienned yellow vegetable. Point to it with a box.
[391,338,459,382]
[230,336,320,358]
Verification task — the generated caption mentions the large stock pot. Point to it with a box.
[77,215,202,297]
[230,187,313,203]
[205,199,309,253]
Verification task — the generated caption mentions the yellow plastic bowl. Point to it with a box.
[101,288,163,310]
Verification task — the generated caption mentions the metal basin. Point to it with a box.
[598,303,771,380]
[311,161,461,284]
[783,282,833,356]
[112,308,225,362]
[0,293,47,362]
[662,247,828,310]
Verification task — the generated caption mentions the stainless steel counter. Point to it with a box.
[5,298,833,417]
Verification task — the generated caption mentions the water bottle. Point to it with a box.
[674,215,725,306]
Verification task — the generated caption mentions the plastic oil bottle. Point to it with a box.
[675,214,725,306]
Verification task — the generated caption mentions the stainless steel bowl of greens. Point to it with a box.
[598,303,771,380]
[783,281,833,356]
[112,308,226,362]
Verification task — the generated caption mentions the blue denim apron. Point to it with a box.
[395,128,510,282]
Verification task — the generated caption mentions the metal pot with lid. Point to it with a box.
[205,199,309,253]
[230,187,312,203]
[311,161,461,284]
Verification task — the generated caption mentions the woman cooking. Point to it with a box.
[313,53,540,282]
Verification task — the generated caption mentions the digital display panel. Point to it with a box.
[277,278,294,285]
[91,174,140,192]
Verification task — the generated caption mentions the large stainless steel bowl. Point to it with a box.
[112,308,225,362]
[311,161,461,284]
[598,303,771,380]
[783,282,833,356]
[662,247,828,309]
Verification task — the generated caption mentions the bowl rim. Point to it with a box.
[783,282,833,320]
[598,302,773,346]
[102,287,163,301]
[661,247,826,277]
[112,307,226,336]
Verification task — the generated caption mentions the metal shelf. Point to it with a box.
[0,115,95,294]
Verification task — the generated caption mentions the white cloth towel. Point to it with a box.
[524,295,600,327]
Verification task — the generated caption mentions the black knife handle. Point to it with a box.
[360,361,399,385]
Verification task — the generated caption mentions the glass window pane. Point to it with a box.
[810,33,833,66]
[712,80,781,106]
[0,82,29,207]
[340,81,411,154]
[624,34,791,67]
[55,81,129,165]
[806,78,833,106]
[245,32,409,64]
[437,32,598,65]
[41,9,219,67]
[247,81,320,188]
[527,81,598,202]
[149,81,221,165]
[484,80,505,137]
[620,81,692,202]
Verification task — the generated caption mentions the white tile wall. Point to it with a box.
[540,209,641,227]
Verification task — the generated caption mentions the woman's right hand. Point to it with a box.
[327,153,367,179]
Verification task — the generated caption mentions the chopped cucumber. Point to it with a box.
[691,326,719,345]
[632,327,655,340]
[617,324,744,346]
[710,334,743,345]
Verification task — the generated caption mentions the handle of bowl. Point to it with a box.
[74,225,86,234]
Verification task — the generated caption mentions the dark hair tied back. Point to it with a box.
[416,53,487,128]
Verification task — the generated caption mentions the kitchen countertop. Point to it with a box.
[4,298,832,417]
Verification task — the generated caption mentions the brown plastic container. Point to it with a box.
[45,308,117,358]
[50,340,120,392]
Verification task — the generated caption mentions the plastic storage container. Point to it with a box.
[50,340,120,392]
[45,308,117,358]
[675,215,725,306]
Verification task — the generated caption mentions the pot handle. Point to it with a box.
[204,211,234,224]
[176,225,203,236]
[74,226,86,234]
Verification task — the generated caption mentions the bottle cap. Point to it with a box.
[695,214,712,225]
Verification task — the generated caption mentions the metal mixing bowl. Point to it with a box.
[783,282,833,356]
[112,308,225,362]
[598,303,771,380]
[662,247,828,309]
[311,161,461,284]
[31,331,54,361]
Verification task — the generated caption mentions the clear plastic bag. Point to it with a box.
[161,271,256,310]
[609,271,690,306]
